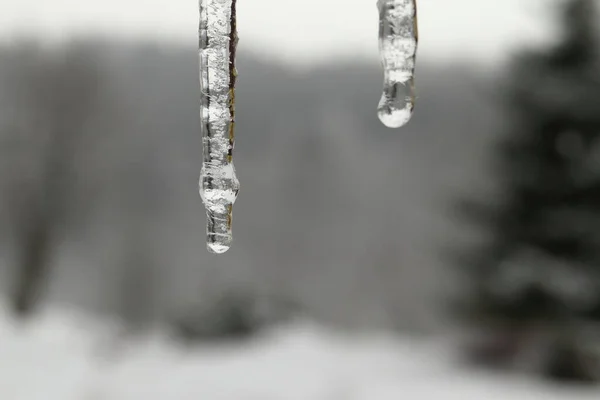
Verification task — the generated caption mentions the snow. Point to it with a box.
[0,303,598,400]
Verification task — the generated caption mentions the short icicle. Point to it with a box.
[377,0,419,128]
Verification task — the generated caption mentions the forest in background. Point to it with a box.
[0,0,598,384]
[0,39,496,331]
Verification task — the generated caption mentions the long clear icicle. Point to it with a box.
[199,0,240,254]
[377,0,418,128]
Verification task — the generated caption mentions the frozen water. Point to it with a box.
[199,0,240,254]
[377,0,418,128]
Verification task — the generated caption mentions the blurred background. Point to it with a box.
[0,0,600,398]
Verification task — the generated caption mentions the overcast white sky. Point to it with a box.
[0,0,559,66]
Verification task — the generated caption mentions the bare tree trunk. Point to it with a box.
[10,127,70,317]
[11,210,53,316]
[5,44,103,317]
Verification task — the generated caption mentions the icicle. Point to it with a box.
[377,0,418,128]
[199,0,240,254]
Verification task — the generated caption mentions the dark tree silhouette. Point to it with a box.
[454,0,600,382]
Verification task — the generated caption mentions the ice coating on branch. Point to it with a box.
[377,0,418,128]
[199,0,239,254]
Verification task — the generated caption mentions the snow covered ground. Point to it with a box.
[0,303,598,400]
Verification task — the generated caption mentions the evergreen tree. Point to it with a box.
[455,0,600,382]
